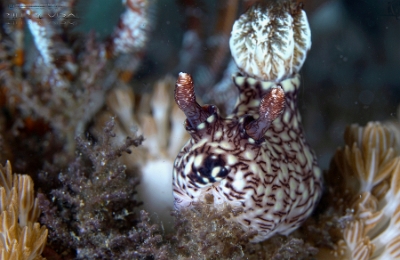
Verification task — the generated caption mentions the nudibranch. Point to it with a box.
[172,0,322,242]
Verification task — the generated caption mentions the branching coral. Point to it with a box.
[108,0,151,57]
[321,122,400,259]
[1,0,398,259]
[74,210,170,260]
[39,119,147,259]
[0,161,47,260]
[99,75,189,226]
[0,0,153,159]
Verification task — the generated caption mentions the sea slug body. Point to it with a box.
[172,0,322,242]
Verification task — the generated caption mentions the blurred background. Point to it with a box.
[4,0,400,168]
[1,1,400,258]
[74,0,400,169]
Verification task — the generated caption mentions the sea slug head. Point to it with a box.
[173,72,285,201]
[173,0,322,242]
[229,0,311,82]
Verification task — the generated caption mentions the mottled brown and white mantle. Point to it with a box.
[172,1,323,242]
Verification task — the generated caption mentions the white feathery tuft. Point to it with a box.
[229,3,311,82]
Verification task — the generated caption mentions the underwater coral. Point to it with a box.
[318,122,400,259]
[0,0,399,259]
[0,161,47,259]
